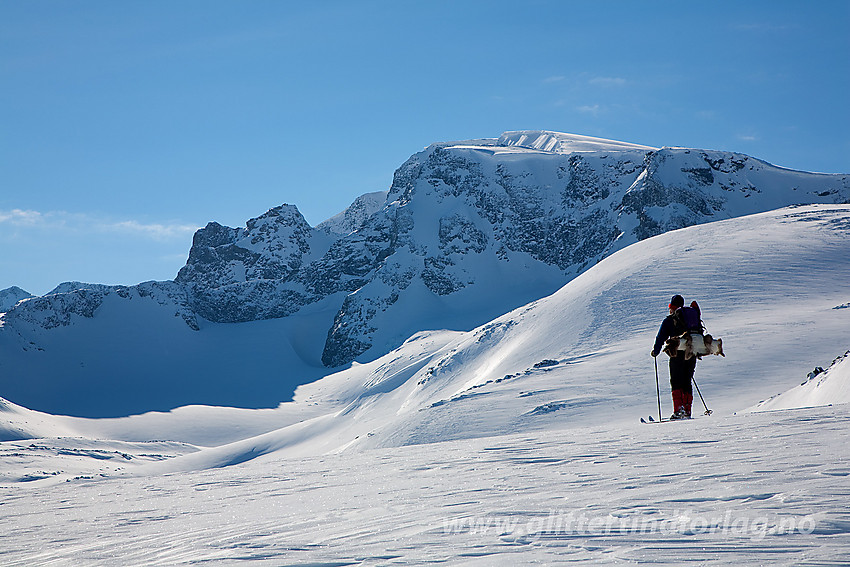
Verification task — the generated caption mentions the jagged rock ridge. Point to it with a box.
[2,281,198,332]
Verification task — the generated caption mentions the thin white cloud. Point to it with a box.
[543,75,567,84]
[103,220,200,241]
[577,104,602,116]
[0,208,46,226]
[737,134,759,142]
[0,209,199,241]
[588,76,627,87]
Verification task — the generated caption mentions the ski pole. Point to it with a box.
[692,375,712,415]
[654,356,662,422]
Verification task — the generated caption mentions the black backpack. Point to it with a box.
[674,301,704,334]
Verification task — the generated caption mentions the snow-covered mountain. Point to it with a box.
[176,130,849,368]
[4,204,849,454]
[1,131,849,418]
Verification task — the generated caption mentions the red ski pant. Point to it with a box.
[672,389,694,416]
[669,353,696,415]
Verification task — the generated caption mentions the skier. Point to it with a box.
[650,294,701,419]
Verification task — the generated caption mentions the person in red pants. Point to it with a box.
[651,294,700,419]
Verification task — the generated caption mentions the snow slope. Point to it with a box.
[0,289,345,417]
[752,350,850,412]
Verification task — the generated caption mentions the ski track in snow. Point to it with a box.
[1,407,849,565]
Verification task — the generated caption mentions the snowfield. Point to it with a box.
[1,408,848,565]
[1,204,849,564]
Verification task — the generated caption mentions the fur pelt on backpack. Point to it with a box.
[663,332,724,360]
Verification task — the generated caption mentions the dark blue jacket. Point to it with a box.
[652,314,681,357]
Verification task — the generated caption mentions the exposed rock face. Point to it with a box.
[4,131,849,370]
[175,205,336,322]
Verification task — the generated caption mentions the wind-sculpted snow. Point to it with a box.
[1,131,849,417]
[3,406,849,565]
[498,130,657,152]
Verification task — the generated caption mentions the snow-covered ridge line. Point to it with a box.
[1,280,198,332]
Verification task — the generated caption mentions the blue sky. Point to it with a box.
[2,0,848,295]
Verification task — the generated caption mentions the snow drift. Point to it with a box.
[752,350,850,412]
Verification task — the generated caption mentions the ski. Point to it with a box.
[640,415,676,423]
[641,413,712,423]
